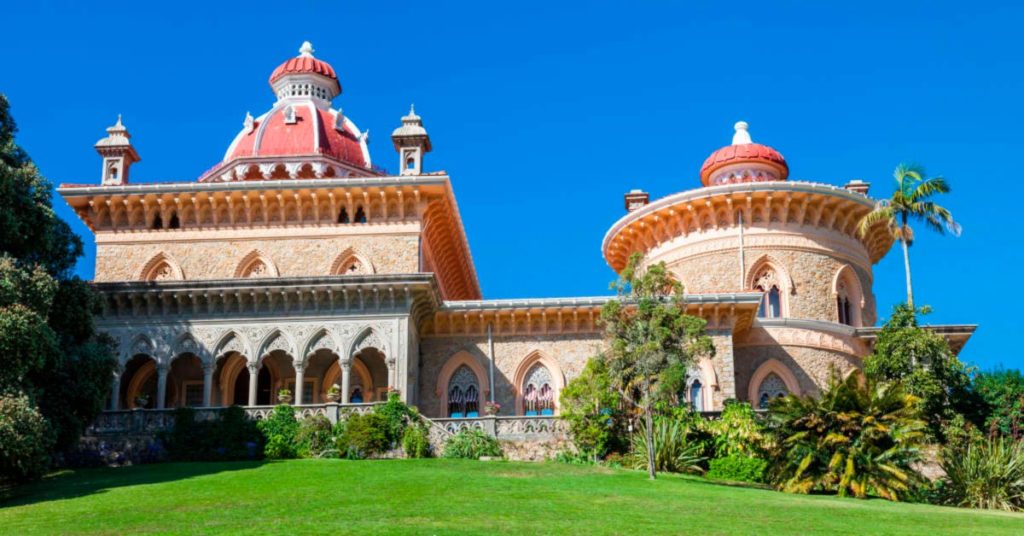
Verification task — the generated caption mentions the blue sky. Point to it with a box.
[2,1,1021,370]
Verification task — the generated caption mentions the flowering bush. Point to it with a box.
[483,401,501,416]
[0,393,54,483]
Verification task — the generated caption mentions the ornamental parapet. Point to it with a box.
[86,403,384,435]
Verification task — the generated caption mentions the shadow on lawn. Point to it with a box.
[0,461,265,508]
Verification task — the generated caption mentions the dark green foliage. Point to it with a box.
[600,252,714,479]
[162,406,262,462]
[864,304,973,438]
[340,413,390,459]
[374,391,420,446]
[939,435,1024,511]
[442,428,502,460]
[707,455,768,483]
[0,393,53,483]
[969,368,1024,439]
[767,373,926,501]
[401,425,431,459]
[559,358,627,459]
[627,417,705,475]
[0,96,116,477]
[295,415,334,458]
[256,405,301,459]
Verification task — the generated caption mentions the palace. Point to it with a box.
[60,42,974,423]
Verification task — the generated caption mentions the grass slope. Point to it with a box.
[1,459,1021,535]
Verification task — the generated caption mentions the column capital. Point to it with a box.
[339,357,352,370]
[293,360,305,374]
[246,361,260,375]
[203,361,217,375]
[156,362,170,375]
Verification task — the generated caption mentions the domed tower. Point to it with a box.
[202,41,374,182]
[603,122,896,407]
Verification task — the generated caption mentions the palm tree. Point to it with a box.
[858,164,961,309]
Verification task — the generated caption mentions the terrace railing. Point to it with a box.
[86,403,382,435]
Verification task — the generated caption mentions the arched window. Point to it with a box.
[757,373,789,409]
[151,213,163,230]
[837,294,852,325]
[522,364,554,416]
[354,206,367,223]
[337,207,349,224]
[447,365,480,418]
[168,212,180,229]
[754,268,783,318]
[689,380,703,412]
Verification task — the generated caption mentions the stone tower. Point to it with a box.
[95,115,140,186]
[391,105,432,175]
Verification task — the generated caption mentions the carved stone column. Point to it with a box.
[340,359,352,404]
[294,362,305,406]
[386,356,397,390]
[110,369,122,411]
[247,362,259,407]
[202,362,215,407]
[156,363,169,409]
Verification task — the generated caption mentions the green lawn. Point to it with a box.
[1,459,1021,535]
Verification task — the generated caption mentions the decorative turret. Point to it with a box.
[699,121,788,186]
[95,115,140,186]
[268,41,341,103]
[391,104,432,175]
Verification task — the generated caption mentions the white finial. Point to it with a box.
[243,112,255,133]
[732,121,752,145]
[115,114,123,128]
[299,41,314,57]
[410,103,416,115]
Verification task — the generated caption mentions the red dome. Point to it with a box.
[269,56,340,92]
[700,143,787,185]
[225,105,367,168]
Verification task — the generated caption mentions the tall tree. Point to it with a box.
[0,94,115,475]
[599,253,714,479]
[857,164,960,309]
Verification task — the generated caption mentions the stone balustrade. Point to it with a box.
[86,403,382,435]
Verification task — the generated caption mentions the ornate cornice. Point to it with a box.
[602,181,895,272]
[735,318,869,357]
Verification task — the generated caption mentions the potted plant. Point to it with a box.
[134,394,149,408]
[325,384,341,402]
[483,400,501,416]
[277,388,293,404]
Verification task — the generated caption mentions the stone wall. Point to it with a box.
[665,244,877,326]
[418,333,604,418]
[733,343,861,401]
[94,232,420,281]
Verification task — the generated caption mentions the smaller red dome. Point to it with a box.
[268,42,341,94]
[699,122,788,185]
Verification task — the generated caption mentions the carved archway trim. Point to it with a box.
[747,358,801,403]
[330,247,375,276]
[234,249,280,278]
[138,252,185,281]
[511,350,565,415]
[436,350,489,416]
[831,263,866,327]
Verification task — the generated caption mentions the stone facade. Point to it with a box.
[94,231,420,281]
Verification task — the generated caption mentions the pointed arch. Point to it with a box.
[832,264,865,327]
[139,252,184,281]
[512,350,565,415]
[747,254,793,318]
[300,327,342,364]
[256,328,298,361]
[436,350,490,417]
[234,250,279,278]
[685,357,718,411]
[347,326,388,360]
[330,248,374,276]
[747,358,801,405]
[213,330,253,361]
[323,358,374,402]
[171,332,210,365]
[124,333,158,364]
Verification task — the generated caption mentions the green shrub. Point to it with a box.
[0,393,53,483]
[340,413,390,459]
[767,373,926,501]
[401,425,431,459]
[559,358,627,459]
[707,454,768,483]
[705,401,768,457]
[374,391,420,446]
[554,450,595,465]
[162,405,262,461]
[940,435,1024,511]
[296,415,334,458]
[257,405,300,459]
[628,417,705,475]
[442,428,502,459]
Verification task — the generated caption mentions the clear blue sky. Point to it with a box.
[2,1,1021,370]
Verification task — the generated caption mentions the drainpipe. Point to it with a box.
[487,322,495,403]
[738,211,746,289]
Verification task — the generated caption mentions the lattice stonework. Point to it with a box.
[524,364,552,392]
[758,373,789,409]
[449,365,478,393]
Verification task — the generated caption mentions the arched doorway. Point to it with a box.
[121,354,157,409]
